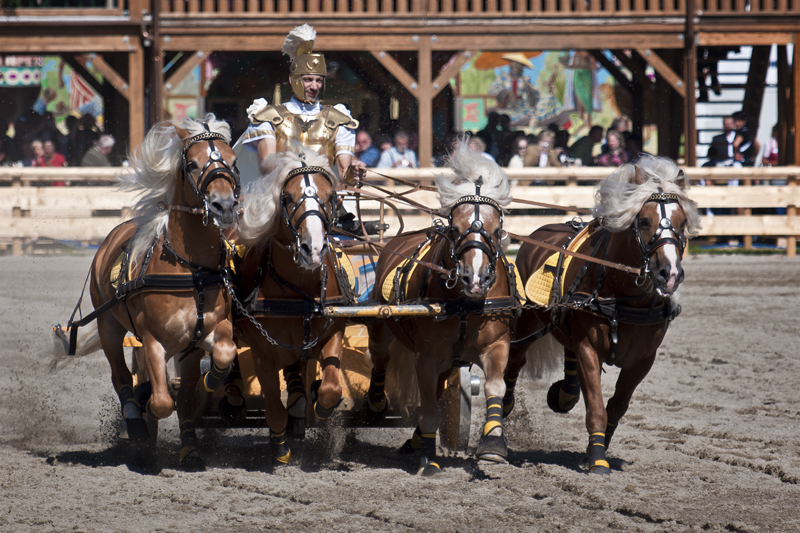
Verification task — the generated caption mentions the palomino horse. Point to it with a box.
[366,142,522,476]
[231,146,350,464]
[505,156,700,474]
[60,114,241,470]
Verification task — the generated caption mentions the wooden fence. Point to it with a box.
[1,166,798,256]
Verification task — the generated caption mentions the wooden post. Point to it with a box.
[684,0,697,166]
[129,42,145,151]
[777,45,791,165]
[12,206,22,257]
[794,34,800,165]
[788,173,797,257]
[151,0,163,124]
[743,178,753,250]
[418,39,433,167]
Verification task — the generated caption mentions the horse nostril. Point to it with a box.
[210,201,224,213]
[299,243,312,257]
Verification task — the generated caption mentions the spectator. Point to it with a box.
[708,115,736,165]
[376,131,418,168]
[375,134,392,154]
[762,124,779,167]
[524,130,561,168]
[80,134,116,167]
[467,136,495,162]
[42,140,66,167]
[354,130,381,167]
[597,129,628,167]
[26,140,45,167]
[569,125,603,167]
[75,114,101,165]
[627,133,650,163]
[732,111,759,167]
[507,137,528,169]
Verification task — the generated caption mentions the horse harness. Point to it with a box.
[64,126,238,357]
[513,191,685,365]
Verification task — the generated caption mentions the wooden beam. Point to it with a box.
[777,45,791,165]
[684,0,698,167]
[368,51,419,98]
[611,50,655,91]
[128,43,145,152]
[742,46,771,137]
[588,50,633,93]
[794,34,800,165]
[418,40,433,167]
[636,49,685,98]
[430,50,477,98]
[698,32,793,47]
[79,53,130,101]
[0,35,140,53]
[63,56,105,94]
[165,50,210,94]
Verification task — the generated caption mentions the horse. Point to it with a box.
[56,114,241,470]
[231,145,351,464]
[366,141,522,476]
[504,156,700,474]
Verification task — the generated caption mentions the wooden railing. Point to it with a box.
[4,0,150,20]
[1,166,797,256]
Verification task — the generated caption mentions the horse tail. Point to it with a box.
[49,321,103,373]
[521,333,562,380]
[382,340,419,421]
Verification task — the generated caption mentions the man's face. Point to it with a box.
[295,75,324,102]
[356,132,372,152]
[723,118,735,132]
[509,62,524,79]
[44,141,55,157]
[395,136,408,153]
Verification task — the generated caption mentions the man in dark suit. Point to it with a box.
[732,111,759,167]
[707,115,735,165]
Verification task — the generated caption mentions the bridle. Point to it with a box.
[631,189,687,285]
[176,126,241,226]
[444,177,506,290]
[280,163,338,262]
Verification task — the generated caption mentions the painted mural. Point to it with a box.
[457,50,623,139]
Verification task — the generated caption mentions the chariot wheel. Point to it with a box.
[439,366,477,452]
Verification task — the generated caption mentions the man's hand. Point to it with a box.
[349,160,367,184]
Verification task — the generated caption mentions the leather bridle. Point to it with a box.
[280,164,338,261]
[632,189,687,284]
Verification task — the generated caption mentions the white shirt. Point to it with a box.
[241,97,355,158]
[376,146,418,169]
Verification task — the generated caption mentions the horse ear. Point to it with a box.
[174,124,189,143]
[676,169,687,190]
[632,165,646,185]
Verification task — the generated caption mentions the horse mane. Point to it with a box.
[593,155,701,237]
[122,113,232,266]
[236,144,334,245]
[436,137,512,215]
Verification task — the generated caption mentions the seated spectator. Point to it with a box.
[467,136,496,162]
[376,131,418,168]
[597,129,628,167]
[569,125,603,167]
[507,137,528,169]
[761,124,779,167]
[75,114,101,165]
[354,130,381,167]
[627,133,650,163]
[81,134,116,167]
[732,111,759,167]
[42,140,66,167]
[709,115,736,165]
[26,140,45,167]
[523,130,561,168]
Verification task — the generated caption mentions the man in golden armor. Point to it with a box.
[240,24,366,184]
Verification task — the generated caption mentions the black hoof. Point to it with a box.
[217,396,247,424]
[547,380,580,414]
[180,448,205,472]
[476,435,508,463]
[417,458,442,477]
[398,438,420,455]
[120,417,150,442]
[590,465,612,475]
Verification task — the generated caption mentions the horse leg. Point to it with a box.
[503,342,528,417]
[365,320,393,415]
[312,328,344,421]
[96,313,149,441]
[604,352,657,451]
[415,354,442,476]
[140,333,174,422]
[575,339,610,475]
[476,341,510,463]
[202,320,237,393]
[217,356,247,424]
[251,351,292,465]
[283,361,307,420]
[176,349,206,471]
[547,348,582,414]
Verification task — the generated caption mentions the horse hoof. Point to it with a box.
[547,380,580,413]
[119,418,150,442]
[417,458,442,477]
[217,396,247,424]
[180,448,205,472]
[398,438,420,455]
[476,435,508,463]
[589,465,612,475]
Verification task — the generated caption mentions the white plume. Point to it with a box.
[282,24,316,61]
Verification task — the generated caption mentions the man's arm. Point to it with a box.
[257,136,277,175]
[336,153,367,187]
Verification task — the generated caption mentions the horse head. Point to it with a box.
[278,162,338,269]
[446,189,506,298]
[175,124,241,228]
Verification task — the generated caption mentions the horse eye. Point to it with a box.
[186,161,198,171]
[639,218,651,229]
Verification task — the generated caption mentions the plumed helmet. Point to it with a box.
[282,24,326,104]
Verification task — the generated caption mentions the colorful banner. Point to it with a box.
[0,67,41,87]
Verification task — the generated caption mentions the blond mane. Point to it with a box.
[436,138,511,214]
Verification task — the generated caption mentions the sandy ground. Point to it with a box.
[0,252,799,533]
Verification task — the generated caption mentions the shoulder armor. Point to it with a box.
[323,106,359,131]
[250,105,292,127]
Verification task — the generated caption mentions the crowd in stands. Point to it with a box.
[0,89,115,170]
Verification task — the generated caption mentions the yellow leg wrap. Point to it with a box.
[180,446,198,463]
[593,459,610,468]
[274,450,292,464]
[559,389,579,405]
[428,462,440,469]
[421,433,437,439]
[483,420,502,436]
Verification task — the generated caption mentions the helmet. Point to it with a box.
[282,24,326,104]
